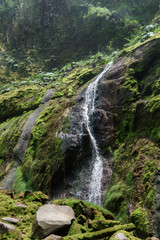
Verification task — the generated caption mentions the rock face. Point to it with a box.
[57,68,113,203]
[32,204,75,238]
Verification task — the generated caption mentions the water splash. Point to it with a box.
[83,62,113,205]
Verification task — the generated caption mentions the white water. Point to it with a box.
[83,62,112,205]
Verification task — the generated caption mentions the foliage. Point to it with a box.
[84,4,111,19]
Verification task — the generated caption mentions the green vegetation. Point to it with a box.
[0,190,47,239]
[0,193,141,240]
[131,207,149,237]
[104,182,128,223]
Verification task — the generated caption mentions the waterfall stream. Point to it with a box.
[83,62,112,205]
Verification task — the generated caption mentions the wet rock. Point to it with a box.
[114,233,128,240]
[2,217,19,224]
[0,221,15,233]
[32,204,75,238]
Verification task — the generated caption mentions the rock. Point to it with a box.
[32,204,75,238]
[0,221,15,233]
[44,234,63,240]
[114,233,128,240]
[2,217,19,224]
[15,202,27,208]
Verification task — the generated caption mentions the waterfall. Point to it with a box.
[83,62,112,205]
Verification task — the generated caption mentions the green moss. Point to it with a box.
[106,137,159,236]
[1,230,20,240]
[143,172,152,184]
[88,219,120,231]
[0,86,45,122]
[126,172,134,187]
[0,190,44,239]
[64,223,135,240]
[147,94,160,112]
[13,167,28,193]
[104,182,128,223]
[131,207,149,237]
[124,71,139,97]
[156,67,160,77]
[0,111,31,170]
[145,190,154,209]
[68,218,88,236]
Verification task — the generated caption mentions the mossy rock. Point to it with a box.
[52,198,114,220]
[131,207,150,237]
[0,190,44,239]
[88,219,120,231]
[63,223,135,240]
[67,218,88,236]
[0,86,45,122]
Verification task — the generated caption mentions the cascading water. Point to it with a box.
[83,62,113,205]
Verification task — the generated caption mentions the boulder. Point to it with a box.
[2,217,19,224]
[32,204,75,238]
[0,221,15,233]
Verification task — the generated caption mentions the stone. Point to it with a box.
[15,202,27,208]
[32,204,75,238]
[114,233,128,240]
[0,221,15,233]
[44,234,63,240]
[2,217,19,224]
